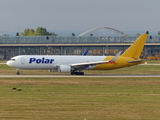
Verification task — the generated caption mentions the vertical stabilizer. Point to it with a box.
[121,32,149,59]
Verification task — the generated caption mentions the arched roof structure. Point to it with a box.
[79,27,127,36]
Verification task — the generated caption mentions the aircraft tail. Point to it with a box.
[121,31,149,59]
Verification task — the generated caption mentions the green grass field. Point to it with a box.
[1,62,160,119]
[1,77,160,120]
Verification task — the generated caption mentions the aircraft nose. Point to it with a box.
[6,61,10,66]
[6,61,13,67]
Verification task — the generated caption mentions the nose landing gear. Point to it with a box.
[16,69,20,75]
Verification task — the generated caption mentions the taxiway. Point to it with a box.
[0,74,160,78]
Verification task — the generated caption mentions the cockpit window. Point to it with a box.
[11,59,15,61]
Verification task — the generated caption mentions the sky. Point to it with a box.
[0,0,160,35]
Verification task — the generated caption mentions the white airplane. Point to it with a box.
[6,31,149,75]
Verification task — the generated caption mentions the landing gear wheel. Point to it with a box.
[17,72,20,75]
[70,72,84,75]
[16,69,20,75]
[80,72,84,75]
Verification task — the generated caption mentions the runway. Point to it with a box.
[0,74,160,78]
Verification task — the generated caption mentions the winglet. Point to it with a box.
[110,51,122,61]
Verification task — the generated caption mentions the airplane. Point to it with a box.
[6,31,149,75]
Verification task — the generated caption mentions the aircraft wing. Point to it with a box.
[70,60,109,67]
[70,51,122,67]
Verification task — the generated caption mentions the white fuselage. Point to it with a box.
[6,55,106,70]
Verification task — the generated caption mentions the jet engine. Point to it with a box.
[58,65,71,73]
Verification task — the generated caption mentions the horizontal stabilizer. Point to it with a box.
[128,59,148,63]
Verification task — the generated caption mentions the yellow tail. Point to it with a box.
[121,31,149,59]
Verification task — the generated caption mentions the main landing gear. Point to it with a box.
[71,72,84,75]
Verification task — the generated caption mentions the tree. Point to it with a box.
[90,34,93,36]
[21,28,35,36]
[34,27,48,36]
[20,27,58,36]
[16,32,19,36]
[3,34,9,36]
[72,33,75,36]
[28,29,35,36]
[135,33,140,36]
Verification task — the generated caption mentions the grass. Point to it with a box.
[147,60,160,63]
[0,77,160,120]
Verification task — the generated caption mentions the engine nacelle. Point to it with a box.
[58,65,71,73]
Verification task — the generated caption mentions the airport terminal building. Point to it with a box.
[0,35,160,60]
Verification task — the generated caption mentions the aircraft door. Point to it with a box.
[21,58,25,65]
